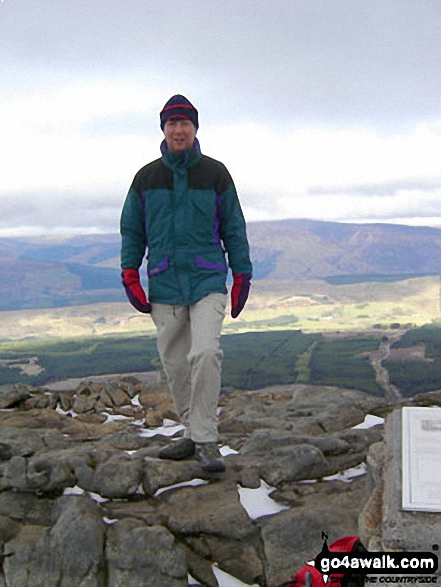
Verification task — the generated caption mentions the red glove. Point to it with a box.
[231,273,251,318]
[121,269,151,314]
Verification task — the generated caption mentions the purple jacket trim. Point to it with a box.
[147,256,169,278]
[195,255,227,272]
[213,193,222,246]
[160,139,167,154]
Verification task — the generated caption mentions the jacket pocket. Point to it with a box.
[147,256,169,278]
[194,251,227,273]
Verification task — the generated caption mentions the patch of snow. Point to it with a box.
[131,393,142,407]
[220,445,239,456]
[56,405,78,418]
[212,565,259,587]
[63,485,85,496]
[352,414,385,429]
[154,478,209,497]
[103,517,118,525]
[238,480,288,520]
[87,491,109,503]
[63,486,108,503]
[163,418,179,426]
[103,413,132,424]
[323,462,366,483]
[138,419,185,438]
[131,418,146,427]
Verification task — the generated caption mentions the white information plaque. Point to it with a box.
[402,406,441,511]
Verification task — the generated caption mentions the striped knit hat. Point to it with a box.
[160,95,199,130]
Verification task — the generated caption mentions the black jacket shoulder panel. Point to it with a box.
[188,154,233,194]
[132,158,174,192]
[131,154,232,194]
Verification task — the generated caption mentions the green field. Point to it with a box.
[385,323,441,396]
[2,273,441,397]
[0,329,387,395]
[309,337,384,395]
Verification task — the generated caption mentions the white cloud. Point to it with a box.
[203,120,441,223]
[0,75,164,194]
[204,120,441,192]
[1,70,440,234]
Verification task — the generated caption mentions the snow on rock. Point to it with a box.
[213,565,259,587]
[154,478,209,497]
[238,480,289,520]
[139,419,185,438]
[352,414,385,429]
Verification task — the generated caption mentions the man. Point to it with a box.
[120,95,252,472]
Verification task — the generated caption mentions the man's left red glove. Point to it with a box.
[121,269,152,314]
[231,273,251,318]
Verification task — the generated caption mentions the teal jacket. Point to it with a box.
[120,142,252,305]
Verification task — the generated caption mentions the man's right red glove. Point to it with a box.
[121,269,152,314]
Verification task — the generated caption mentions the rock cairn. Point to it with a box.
[0,379,389,586]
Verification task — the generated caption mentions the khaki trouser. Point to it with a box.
[150,293,227,443]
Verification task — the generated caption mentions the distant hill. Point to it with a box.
[247,219,441,280]
[1,219,441,310]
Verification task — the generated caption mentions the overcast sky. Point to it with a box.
[1,0,440,237]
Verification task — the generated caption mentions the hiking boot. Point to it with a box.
[158,438,195,460]
[195,442,225,472]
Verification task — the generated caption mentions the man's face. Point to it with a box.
[163,119,197,152]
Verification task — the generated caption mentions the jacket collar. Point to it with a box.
[160,137,202,170]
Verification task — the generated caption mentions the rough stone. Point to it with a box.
[0,514,20,547]
[162,481,257,540]
[257,478,364,587]
[0,427,46,459]
[142,457,207,496]
[219,384,387,437]
[92,454,144,498]
[71,385,102,413]
[0,407,65,430]
[160,481,264,585]
[0,491,53,526]
[103,380,131,407]
[0,385,32,409]
[183,544,219,587]
[3,524,50,586]
[106,519,187,587]
[241,430,349,456]
[4,496,106,587]
[23,393,51,410]
[260,444,329,485]
[0,377,400,586]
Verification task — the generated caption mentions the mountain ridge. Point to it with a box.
[2,218,441,311]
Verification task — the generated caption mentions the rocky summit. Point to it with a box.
[0,377,391,586]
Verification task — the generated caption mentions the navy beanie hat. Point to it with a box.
[160,95,199,130]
